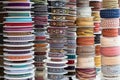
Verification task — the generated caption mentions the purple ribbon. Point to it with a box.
[7,3,30,6]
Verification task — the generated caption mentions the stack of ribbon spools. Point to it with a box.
[0,1,5,79]
[118,0,120,35]
[65,0,77,79]
[31,0,48,80]
[90,0,102,33]
[3,0,35,80]
[89,0,102,76]
[76,0,96,80]
[44,0,68,80]
[100,0,120,80]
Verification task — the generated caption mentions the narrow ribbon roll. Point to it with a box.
[95,45,101,55]
[94,56,101,67]
[94,34,101,44]
[92,11,101,21]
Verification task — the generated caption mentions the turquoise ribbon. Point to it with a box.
[67,55,76,59]
[5,18,32,22]
[6,73,32,78]
[8,13,30,17]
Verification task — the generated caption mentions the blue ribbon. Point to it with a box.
[100,9,120,18]
[6,18,32,22]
